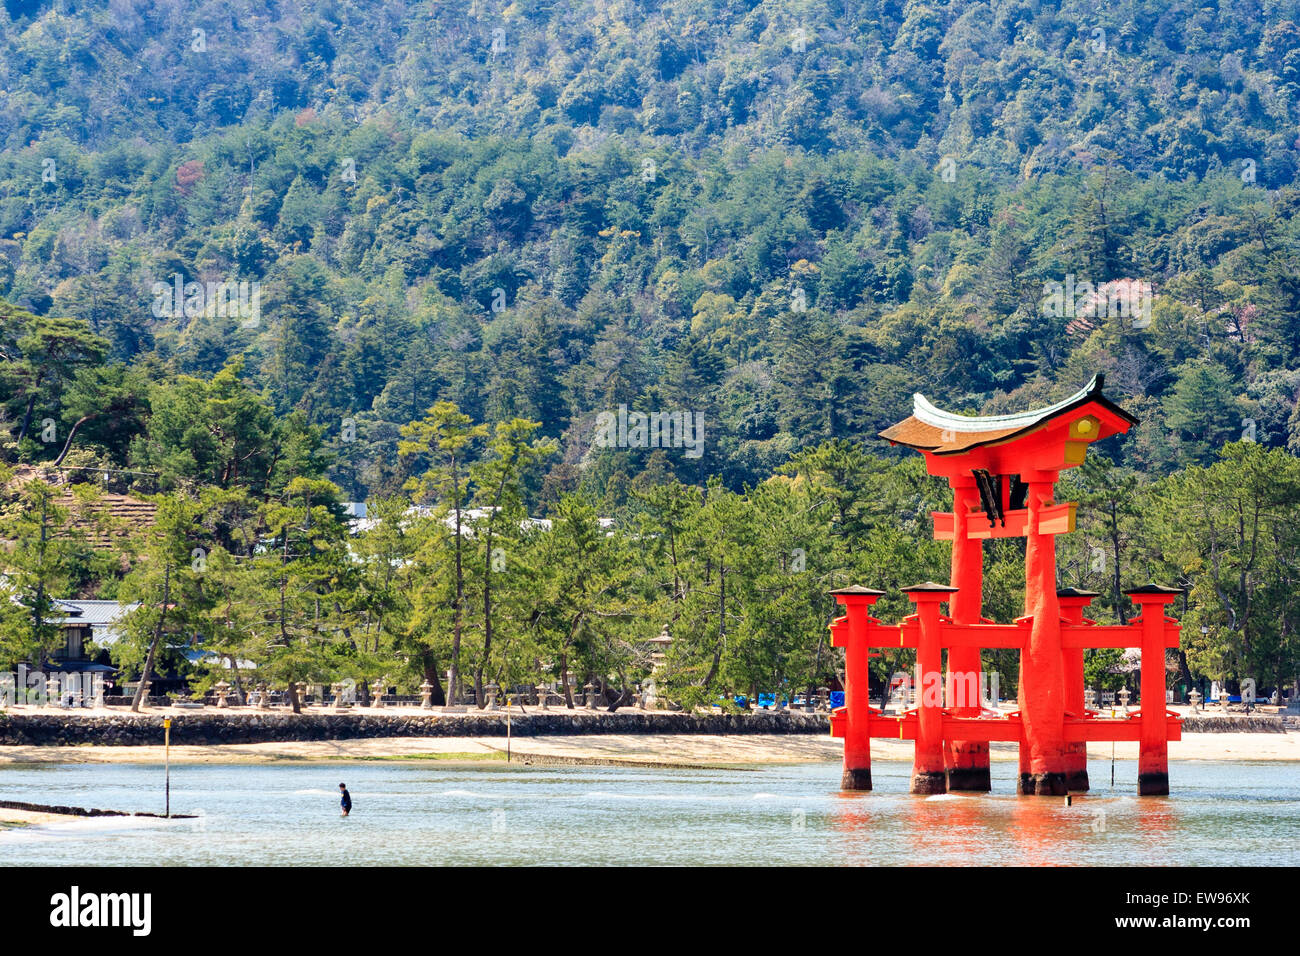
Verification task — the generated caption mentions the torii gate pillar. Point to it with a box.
[1129,586,1182,795]
[829,586,886,791]
[1057,588,1101,792]
[905,584,959,794]
[1018,478,1068,795]
[945,480,990,791]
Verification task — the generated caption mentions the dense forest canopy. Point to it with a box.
[1,0,1298,704]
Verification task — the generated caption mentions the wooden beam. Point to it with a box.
[847,713,1183,744]
[932,502,1076,540]
[1061,622,1180,649]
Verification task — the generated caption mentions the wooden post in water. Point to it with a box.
[945,483,990,791]
[905,583,958,795]
[1128,586,1181,795]
[828,586,886,790]
[1058,588,1100,792]
[163,717,172,818]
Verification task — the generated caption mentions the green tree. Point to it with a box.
[1163,361,1246,465]
[256,477,354,713]
[0,476,79,664]
[466,417,556,705]
[130,359,326,498]
[520,493,651,709]
[400,401,487,704]
[117,494,213,712]
[1154,442,1300,691]
[0,304,108,454]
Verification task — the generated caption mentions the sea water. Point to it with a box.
[0,758,1295,866]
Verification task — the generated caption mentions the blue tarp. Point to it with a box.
[47,660,116,673]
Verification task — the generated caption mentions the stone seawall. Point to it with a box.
[1179,715,1286,733]
[0,798,193,819]
[0,711,832,746]
[0,710,1284,747]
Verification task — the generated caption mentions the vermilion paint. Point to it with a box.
[945,483,989,791]
[828,380,1181,796]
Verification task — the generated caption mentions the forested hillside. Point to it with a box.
[2,0,1298,703]
[3,0,1300,494]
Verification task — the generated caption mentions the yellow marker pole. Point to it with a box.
[506,697,511,763]
[163,717,172,818]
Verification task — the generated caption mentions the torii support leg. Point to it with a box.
[1134,594,1175,796]
[1062,647,1089,791]
[1018,480,1069,796]
[909,590,949,794]
[1058,593,1092,792]
[946,484,990,792]
[833,591,881,791]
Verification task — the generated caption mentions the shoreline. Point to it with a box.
[0,731,1296,767]
[0,705,1287,750]
[0,807,77,828]
[0,708,830,748]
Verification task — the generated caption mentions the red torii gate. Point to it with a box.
[828,375,1182,796]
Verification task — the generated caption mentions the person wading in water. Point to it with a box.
[339,783,352,817]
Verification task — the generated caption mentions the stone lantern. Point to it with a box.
[583,682,598,710]
[646,625,673,669]
[1118,686,1131,713]
[536,683,550,710]
[257,682,271,710]
[484,682,500,711]
[1084,687,1097,711]
[419,680,434,710]
[1188,688,1202,712]
[214,681,231,708]
[370,679,386,708]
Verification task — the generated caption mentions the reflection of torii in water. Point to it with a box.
[829,376,1184,796]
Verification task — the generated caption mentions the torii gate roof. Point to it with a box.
[879,374,1138,456]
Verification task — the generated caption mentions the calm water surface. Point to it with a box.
[0,758,1295,866]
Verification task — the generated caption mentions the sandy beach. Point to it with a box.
[0,731,1295,767]
[0,807,76,827]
